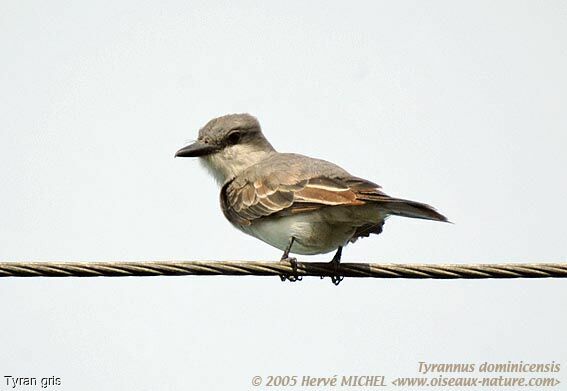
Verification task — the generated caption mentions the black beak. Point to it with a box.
[175,141,219,157]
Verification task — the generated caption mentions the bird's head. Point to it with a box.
[175,113,275,184]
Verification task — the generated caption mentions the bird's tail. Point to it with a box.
[381,198,449,222]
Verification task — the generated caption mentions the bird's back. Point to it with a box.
[232,152,362,188]
[226,151,447,226]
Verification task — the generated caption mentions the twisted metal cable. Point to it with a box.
[0,261,566,279]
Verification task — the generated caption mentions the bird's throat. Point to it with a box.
[199,146,275,186]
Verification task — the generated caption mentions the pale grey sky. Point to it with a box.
[1,1,566,390]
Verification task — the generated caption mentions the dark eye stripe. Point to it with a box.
[227,132,241,145]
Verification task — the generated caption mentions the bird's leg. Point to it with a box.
[329,246,344,286]
[281,236,295,260]
[279,237,302,282]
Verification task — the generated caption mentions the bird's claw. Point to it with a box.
[279,257,303,282]
[329,259,344,286]
[330,274,344,285]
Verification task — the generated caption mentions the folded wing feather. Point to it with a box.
[221,175,384,226]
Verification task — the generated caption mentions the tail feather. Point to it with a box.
[350,185,449,223]
[382,198,449,222]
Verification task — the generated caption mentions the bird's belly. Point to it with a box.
[239,213,358,255]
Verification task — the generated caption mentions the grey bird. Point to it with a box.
[175,113,448,284]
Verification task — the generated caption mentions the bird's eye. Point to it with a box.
[227,132,241,145]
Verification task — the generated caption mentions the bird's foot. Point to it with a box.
[329,259,344,286]
[328,247,344,286]
[279,257,303,282]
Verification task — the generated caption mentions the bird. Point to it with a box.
[175,113,448,284]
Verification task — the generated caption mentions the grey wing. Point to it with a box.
[220,152,446,225]
[220,159,385,226]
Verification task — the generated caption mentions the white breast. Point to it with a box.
[236,205,385,256]
[239,214,348,255]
